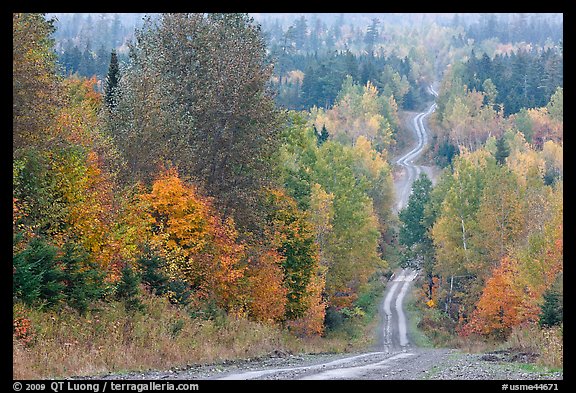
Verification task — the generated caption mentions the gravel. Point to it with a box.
[426,352,564,380]
[72,348,562,380]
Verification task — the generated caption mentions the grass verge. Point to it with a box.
[405,285,434,348]
[13,292,357,379]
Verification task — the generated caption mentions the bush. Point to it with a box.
[13,239,107,315]
[506,324,563,369]
[416,307,457,346]
[13,304,35,347]
[435,141,459,168]
[324,306,344,331]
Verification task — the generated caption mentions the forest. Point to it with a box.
[13,12,562,379]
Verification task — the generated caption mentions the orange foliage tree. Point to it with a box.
[137,167,246,311]
[460,256,524,339]
[244,248,288,324]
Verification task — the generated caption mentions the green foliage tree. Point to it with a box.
[111,13,281,232]
[264,189,320,321]
[275,112,319,210]
[13,13,61,151]
[313,140,384,308]
[399,173,433,248]
[399,173,436,298]
[546,87,563,122]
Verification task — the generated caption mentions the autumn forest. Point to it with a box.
[13,13,562,379]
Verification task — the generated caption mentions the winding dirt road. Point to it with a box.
[208,87,440,380]
[394,85,438,213]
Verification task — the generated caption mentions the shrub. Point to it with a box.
[506,323,563,368]
[13,304,35,347]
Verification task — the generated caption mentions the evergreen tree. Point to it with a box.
[494,136,510,166]
[104,49,120,111]
[138,253,169,296]
[67,45,82,75]
[364,18,380,55]
[293,16,308,51]
[317,124,329,145]
[78,42,94,77]
[13,237,65,308]
[138,252,192,306]
[95,45,109,80]
[60,242,106,315]
[539,289,562,327]
[116,263,144,312]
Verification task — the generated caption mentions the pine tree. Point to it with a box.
[104,49,120,111]
[13,237,64,307]
[494,136,510,165]
[138,252,169,296]
[316,125,329,145]
[60,242,106,315]
[539,289,562,328]
[364,18,380,55]
[116,263,144,312]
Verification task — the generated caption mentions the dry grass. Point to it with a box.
[13,293,350,379]
[506,324,563,369]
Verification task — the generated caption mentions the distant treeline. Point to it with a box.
[458,47,563,116]
[269,51,426,111]
[463,13,563,47]
[49,13,148,80]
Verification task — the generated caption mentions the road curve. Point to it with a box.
[395,89,437,212]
